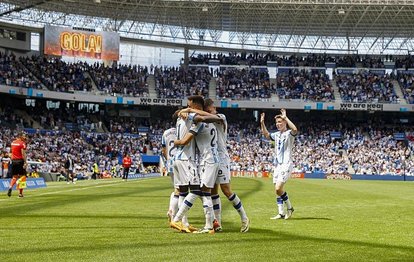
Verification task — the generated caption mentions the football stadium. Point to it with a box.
[0,0,414,261]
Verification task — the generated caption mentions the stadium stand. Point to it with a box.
[154,66,211,98]
[215,67,273,100]
[276,69,334,102]
[0,51,413,104]
[88,63,149,96]
[19,55,93,92]
[0,53,41,89]
[0,90,413,178]
[397,73,414,104]
[226,122,413,176]
[335,73,398,103]
[190,53,388,68]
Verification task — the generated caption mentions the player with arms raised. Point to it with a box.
[260,109,298,220]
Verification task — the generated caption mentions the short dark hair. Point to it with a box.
[18,131,27,139]
[188,95,204,108]
[275,115,284,120]
[203,98,214,110]
[172,109,180,122]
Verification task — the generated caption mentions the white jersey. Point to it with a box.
[214,113,230,162]
[195,122,219,165]
[2,157,10,169]
[270,129,295,165]
[161,127,177,173]
[175,113,202,161]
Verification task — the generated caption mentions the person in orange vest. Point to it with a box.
[1,152,11,178]
[7,132,28,198]
[122,153,132,181]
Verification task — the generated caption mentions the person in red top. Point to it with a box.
[122,153,132,181]
[7,132,28,198]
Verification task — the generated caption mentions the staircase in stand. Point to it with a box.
[208,78,217,99]
[331,79,342,103]
[391,79,407,105]
[147,74,157,99]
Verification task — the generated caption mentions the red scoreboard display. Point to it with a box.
[44,25,120,61]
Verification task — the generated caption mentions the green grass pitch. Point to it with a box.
[0,177,413,261]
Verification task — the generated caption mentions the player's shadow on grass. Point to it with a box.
[221,178,264,205]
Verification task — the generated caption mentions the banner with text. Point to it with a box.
[44,25,120,61]
[0,178,47,191]
[340,103,383,111]
[291,172,305,179]
[137,98,183,106]
[325,173,352,180]
[231,171,270,178]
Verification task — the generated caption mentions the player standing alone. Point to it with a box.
[7,132,28,198]
[122,153,132,180]
[260,109,298,219]
[65,154,75,184]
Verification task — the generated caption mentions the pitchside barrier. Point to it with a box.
[230,171,414,181]
[0,173,161,192]
[0,178,47,191]
[126,173,161,179]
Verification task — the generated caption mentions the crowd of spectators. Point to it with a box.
[190,52,278,66]
[397,73,414,104]
[0,116,413,178]
[216,68,273,100]
[1,54,149,97]
[154,66,211,98]
[0,105,27,129]
[227,123,348,174]
[292,126,348,174]
[3,51,414,104]
[360,56,386,68]
[0,127,154,179]
[88,63,149,97]
[395,56,414,69]
[19,55,93,92]
[276,69,334,101]
[335,73,398,103]
[226,121,413,176]
[347,133,408,175]
[0,53,41,89]
[190,52,390,68]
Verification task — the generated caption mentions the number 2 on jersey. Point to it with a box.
[210,128,216,147]
[168,140,175,158]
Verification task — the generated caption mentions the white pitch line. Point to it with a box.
[0,177,163,201]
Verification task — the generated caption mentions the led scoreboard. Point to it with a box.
[44,25,120,61]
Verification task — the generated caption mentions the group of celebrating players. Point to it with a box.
[162,95,297,233]
[5,95,297,234]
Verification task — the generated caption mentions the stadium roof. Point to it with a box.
[3,0,414,54]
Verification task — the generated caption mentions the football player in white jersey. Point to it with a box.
[170,95,223,234]
[180,99,250,232]
[205,99,250,232]
[161,110,179,222]
[260,109,298,220]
